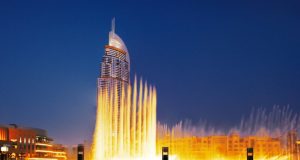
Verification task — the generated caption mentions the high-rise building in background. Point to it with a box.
[93,19,157,159]
[97,18,130,136]
[98,18,130,93]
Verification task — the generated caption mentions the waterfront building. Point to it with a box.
[0,124,66,160]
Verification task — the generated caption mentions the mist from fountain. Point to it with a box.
[92,77,157,160]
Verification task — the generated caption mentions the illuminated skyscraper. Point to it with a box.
[93,19,157,159]
[98,18,130,93]
[97,18,130,136]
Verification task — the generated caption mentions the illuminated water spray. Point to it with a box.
[92,78,157,159]
[157,106,299,160]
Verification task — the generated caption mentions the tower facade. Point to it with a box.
[98,19,130,93]
[97,19,130,137]
[93,19,157,159]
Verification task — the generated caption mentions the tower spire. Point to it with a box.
[112,17,115,33]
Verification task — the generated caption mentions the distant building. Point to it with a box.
[157,132,282,159]
[97,19,130,148]
[0,124,66,160]
[98,18,130,94]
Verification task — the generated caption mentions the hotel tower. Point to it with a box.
[93,19,157,159]
[98,19,130,94]
[97,19,130,137]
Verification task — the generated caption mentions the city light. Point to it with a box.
[35,143,53,147]
[0,146,8,152]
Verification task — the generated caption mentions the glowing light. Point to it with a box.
[35,143,53,147]
[155,105,300,160]
[27,158,57,160]
[1,146,8,152]
[10,139,17,142]
[92,78,157,159]
[35,150,66,154]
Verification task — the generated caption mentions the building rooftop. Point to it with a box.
[108,18,130,64]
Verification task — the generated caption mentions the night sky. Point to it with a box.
[0,0,300,145]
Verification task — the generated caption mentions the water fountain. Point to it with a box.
[92,77,157,160]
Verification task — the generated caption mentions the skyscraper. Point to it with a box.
[93,19,157,159]
[97,18,130,138]
[98,18,130,94]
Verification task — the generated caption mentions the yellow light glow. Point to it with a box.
[156,140,292,160]
[156,125,295,160]
[35,143,53,147]
[0,146,8,152]
[27,158,57,160]
[53,155,67,159]
[92,78,157,159]
[35,150,66,154]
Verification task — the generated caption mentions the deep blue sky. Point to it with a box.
[0,0,300,145]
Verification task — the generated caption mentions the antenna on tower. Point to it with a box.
[112,17,115,33]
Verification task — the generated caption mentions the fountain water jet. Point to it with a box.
[157,106,299,160]
[92,77,157,160]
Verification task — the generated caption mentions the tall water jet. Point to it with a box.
[157,106,299,160]
[92,78,157,159]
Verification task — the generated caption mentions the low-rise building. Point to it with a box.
[0,124,66,160]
